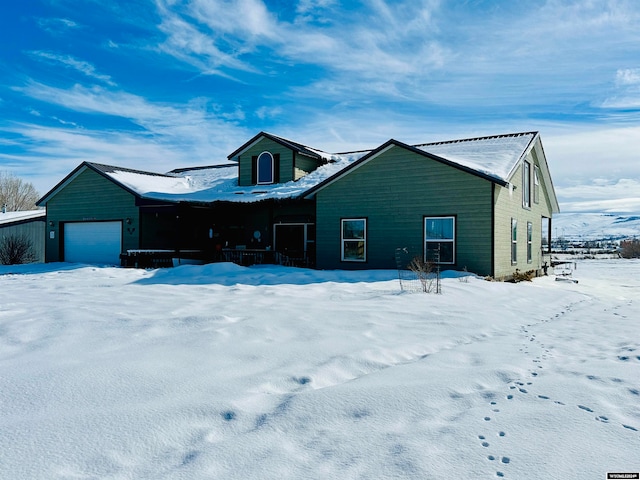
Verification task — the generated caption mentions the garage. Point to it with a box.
[64,221,122,265]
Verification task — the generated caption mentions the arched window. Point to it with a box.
[257,152,274,184]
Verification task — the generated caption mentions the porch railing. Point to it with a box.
[121,248,311,268]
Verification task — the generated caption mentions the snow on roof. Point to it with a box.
[415,132,536,182]
[101,151,368,204]
[98,132,535,204]
[108,170,195,195]
[0,209,46,226]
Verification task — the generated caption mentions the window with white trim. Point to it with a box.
[511,218,517,264]
[257,151,274,184]
[424,216,455,264]
[527,221,533,263]
[341,218,366,262]
[523,161,531,208]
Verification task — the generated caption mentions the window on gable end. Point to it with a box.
[534,165,540,204]
[523,161,531,208]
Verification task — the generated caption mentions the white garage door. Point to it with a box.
[64,221,122,265]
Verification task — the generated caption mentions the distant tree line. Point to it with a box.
[620,239,640,258]
[0,171,40,211]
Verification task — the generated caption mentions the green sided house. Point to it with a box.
[36,130,559,278]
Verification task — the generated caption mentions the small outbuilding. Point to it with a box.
[0,209,46,263]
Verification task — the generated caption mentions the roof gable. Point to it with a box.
[37,162,184,206]
[303,135,530,199]
[227,132,328,161]
[528,136,560,213]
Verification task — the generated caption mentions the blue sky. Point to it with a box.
[1,0,639,213]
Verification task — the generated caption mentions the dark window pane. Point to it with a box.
[343,240,365,260]
[257,152,273,184]
[343,220,365,239]
[426,242,453,263]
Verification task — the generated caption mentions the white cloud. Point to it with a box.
[544,125,640,182]
[153,0,446,87]
[602,68,640,109]
[6,81,254,193]
[255,106,283,120]
[616,68,640,86]
[29,51,117,86]
[37,17,80,34]
[155,3,257,77]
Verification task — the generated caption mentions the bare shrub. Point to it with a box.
[0,235,36,265]
[408,256,437,293]
[620,239,640,259]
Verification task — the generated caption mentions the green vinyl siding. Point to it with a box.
[294,154,319,180]
[237,137,296,186]
[493,141,554,278]
[0,218,45,263]
[44,168,139,262]
[315,145,494,274]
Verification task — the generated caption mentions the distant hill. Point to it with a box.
[553,213,640,241]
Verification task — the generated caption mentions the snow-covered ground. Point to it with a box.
[1,260,639,479]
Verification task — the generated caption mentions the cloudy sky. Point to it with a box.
[1,0,639,213]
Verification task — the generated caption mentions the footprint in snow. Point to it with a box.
[293,376,312,385]
[221,411,236,421]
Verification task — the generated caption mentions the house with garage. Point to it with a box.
[36,130,559,278]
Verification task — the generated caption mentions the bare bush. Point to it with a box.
[0,235,36,265]
[407,256,437,293]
